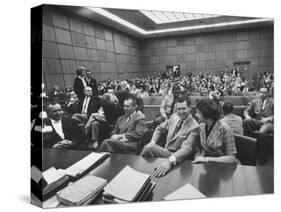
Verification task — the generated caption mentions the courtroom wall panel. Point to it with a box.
[42,6,143,90]
[142,27,273,78]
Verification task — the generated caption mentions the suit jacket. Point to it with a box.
[86,77,98,96]
[78,96,100,118]
[198,120,237,157]
[73,77,85,100]
[221,113,243,135]
[43,117,81,148]
[110,111,145,147]
[244,97,274,121]
[152,114,199,162]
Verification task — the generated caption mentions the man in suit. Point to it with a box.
[64,90,79,118]
[43,103,81,149]
[73,66,87,100]
[85,70,98,97]
[243,87,274,137]
[141,95,199,177]
[97,94,145,154]
[71,86,100,126]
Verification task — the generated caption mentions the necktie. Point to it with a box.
[174,119,183,137]
[82,97,89,114]
[170,99,176,115]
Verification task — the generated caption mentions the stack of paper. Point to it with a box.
[56,175,107,206]
[163,183,206,200]
[42,167,69,195]
[64,152,110,178]
[103,166,155,203]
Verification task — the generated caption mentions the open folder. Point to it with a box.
[103,165,154,203]
[164,183,206,200]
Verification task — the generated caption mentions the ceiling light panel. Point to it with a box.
[141,10,221,24]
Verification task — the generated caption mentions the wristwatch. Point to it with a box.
[168,155,177,166]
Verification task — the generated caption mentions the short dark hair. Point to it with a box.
[196,99,220,121]
[172,84,181,92]
[176,95,191,107]
[222,102,234,115]
[125,94,137,106]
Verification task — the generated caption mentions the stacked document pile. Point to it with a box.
[102,166,155,203]
[63,152,110,178]
[56,175,107,206]
[163,183,206,200]
[42,167,69,195]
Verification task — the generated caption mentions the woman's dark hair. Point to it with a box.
[196,99,220,121]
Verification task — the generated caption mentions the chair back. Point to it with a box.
[234,134,257,165]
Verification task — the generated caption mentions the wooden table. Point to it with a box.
[41,149,273,206]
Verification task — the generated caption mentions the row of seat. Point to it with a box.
[142,95,255,106]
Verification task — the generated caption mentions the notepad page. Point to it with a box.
[103,166,150,202]
[164,183,206,200]
[43,167,66,185]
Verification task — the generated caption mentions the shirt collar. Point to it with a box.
[51,119,61,124]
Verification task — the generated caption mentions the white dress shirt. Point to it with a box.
[82,97,90,114]
[51,119,65,139]
[79,76,87,88]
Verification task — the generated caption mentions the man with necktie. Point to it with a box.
[97,94,145,154]
[71,86,100,126]
[243,87,274,137]
[141,95,199,177]
[85,69,98,97]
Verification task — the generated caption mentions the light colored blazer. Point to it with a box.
[199,120,237,157]
[152,114,199,161]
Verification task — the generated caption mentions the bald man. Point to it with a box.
[43,103,81,149]
[243,87,274,137]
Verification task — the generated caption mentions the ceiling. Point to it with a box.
[53,5,273,39]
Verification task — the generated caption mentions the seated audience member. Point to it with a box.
[141,95,199,177]
[49,85,64,97]
[243,87,274,137]
[192,99,237,164]
[43,103,81,149]
[73,66,87,100]
[85,93,124,149]
[138,85,149,98]
[64,90,79,118]
[97,94,145,154]
[71,86,100,126]
[221,102,243,135]
[153,84,182,127]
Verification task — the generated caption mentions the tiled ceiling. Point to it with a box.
[140,10,220,24]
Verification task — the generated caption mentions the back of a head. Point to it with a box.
[222,102,234,115]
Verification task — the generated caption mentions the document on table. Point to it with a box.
[164,183,206,200]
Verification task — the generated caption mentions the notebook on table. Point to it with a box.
[56,175,107,206]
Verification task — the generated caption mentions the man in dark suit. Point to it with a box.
[71,86,100,126]
[243,87,274,137]
[85,70,98,97]
[43,103,81,149]
[97,94,145,154]
[64,90,79,118]
[73,66,87,100]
